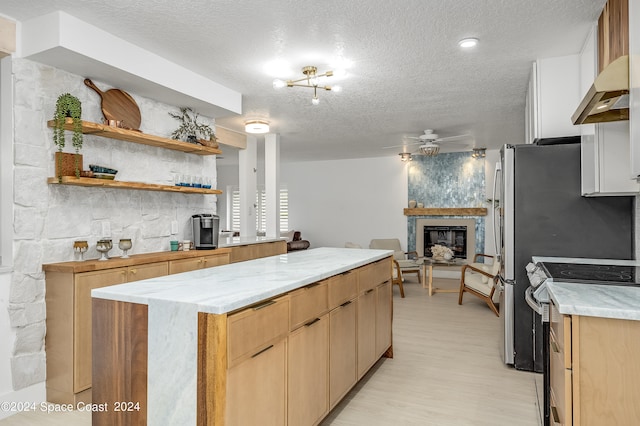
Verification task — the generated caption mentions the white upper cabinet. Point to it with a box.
[525,55,581,144]
[580,24,639,195]
[630,0,640,178]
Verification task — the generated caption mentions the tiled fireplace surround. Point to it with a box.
[406,152,485,256]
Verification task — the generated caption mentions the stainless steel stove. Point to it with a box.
[525,257,640,426]
[538,262,640,286]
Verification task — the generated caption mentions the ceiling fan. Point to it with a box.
[383,129,472,157]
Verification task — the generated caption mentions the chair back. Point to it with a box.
[369,239,404,260]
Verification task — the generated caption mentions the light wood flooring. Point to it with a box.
[0,277,542,426]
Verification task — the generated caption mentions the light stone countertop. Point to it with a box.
[92,247,392,314]
[217,235,286,248]
[92,246,393,424]
[532,256,640,321]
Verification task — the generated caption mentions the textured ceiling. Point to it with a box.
[2,0,606,163]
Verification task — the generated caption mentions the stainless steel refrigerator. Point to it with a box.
[494,141,633,372]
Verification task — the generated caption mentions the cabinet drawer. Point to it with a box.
[550,301,572,368]
[290,281,328,330]
[357,258,392,293]
[328,271,358,309]
[227,296,289,366]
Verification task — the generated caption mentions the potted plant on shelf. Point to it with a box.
[169,107,217,147]
[53,93,83,181]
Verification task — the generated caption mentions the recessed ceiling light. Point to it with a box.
[458,38,479,49]
[245,120,270,134]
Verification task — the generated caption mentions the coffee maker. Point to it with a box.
[192,214,220,250]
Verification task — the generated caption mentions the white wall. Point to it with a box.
[1,57,217,405]
[281,156,409,250]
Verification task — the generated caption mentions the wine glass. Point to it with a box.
[96,239,112,261]
[73,240,88,261]
[118,239,132,258]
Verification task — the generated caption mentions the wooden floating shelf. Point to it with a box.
[404,208,487,216]
[47,177,222,194]
[47,119,222,155]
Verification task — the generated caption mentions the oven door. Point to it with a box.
[525,286,550,426]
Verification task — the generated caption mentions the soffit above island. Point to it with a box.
[19,11,242,118]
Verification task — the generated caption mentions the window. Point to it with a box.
[229,185,288,233]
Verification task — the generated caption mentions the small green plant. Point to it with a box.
[169,107,215,143]
[53,93,83,180]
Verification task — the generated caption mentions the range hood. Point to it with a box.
[572,55,629,125]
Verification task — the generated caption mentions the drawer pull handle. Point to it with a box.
[251,345,274,358]
[306,282,320,289]
[130,269,136,274]
[550,405,560,423]
[550,341,560,353]
[305,318,321,327]
[340,300,352,308]
[253,300,276,311]
[365,289,374,295]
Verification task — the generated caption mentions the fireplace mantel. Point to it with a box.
[404,208,487,216]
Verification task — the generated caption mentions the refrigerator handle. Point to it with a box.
[492,161,502,262]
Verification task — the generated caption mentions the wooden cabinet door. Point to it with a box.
[329,299,357,408]
[375,280,392,358]
[74,268,127,392]
[357,288,377,379]
[168,257,203,274]
[226,339,286,426]
[229,245,254,263]
[288,314,329,426]
[259,241,287,257]
[127,261,168,282]
[202,253,229,269]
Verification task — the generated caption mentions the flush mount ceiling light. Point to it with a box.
[458,37,479,49]
[245,120,270,134]
[273,65,342,106]
[471,147,486,158]
[399,152,413,162]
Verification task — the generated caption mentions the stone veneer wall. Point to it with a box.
[406,152,485,254]
[7,58,217,390]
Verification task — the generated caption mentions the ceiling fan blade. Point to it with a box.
[436,133,471,142]
[381,141,422,149]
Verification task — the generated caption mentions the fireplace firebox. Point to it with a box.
[424,225,468,259]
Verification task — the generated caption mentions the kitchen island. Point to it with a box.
[91,247,394,425]
[538,257,640,426]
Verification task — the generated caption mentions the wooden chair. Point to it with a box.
[392,259,405,298]
[369,238,421,283]
[458,253,500,316]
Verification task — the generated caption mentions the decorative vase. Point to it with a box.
[417,202,424,208]
[408,200,417,208]
[55,152,83,178]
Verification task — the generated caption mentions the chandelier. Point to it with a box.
[273,66,342,105]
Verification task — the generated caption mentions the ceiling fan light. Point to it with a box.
[245,120,270,134]
[420,144,440,156]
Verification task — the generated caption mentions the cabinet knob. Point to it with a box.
[130,269,137,275]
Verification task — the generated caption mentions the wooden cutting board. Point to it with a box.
[84,78,141,131]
